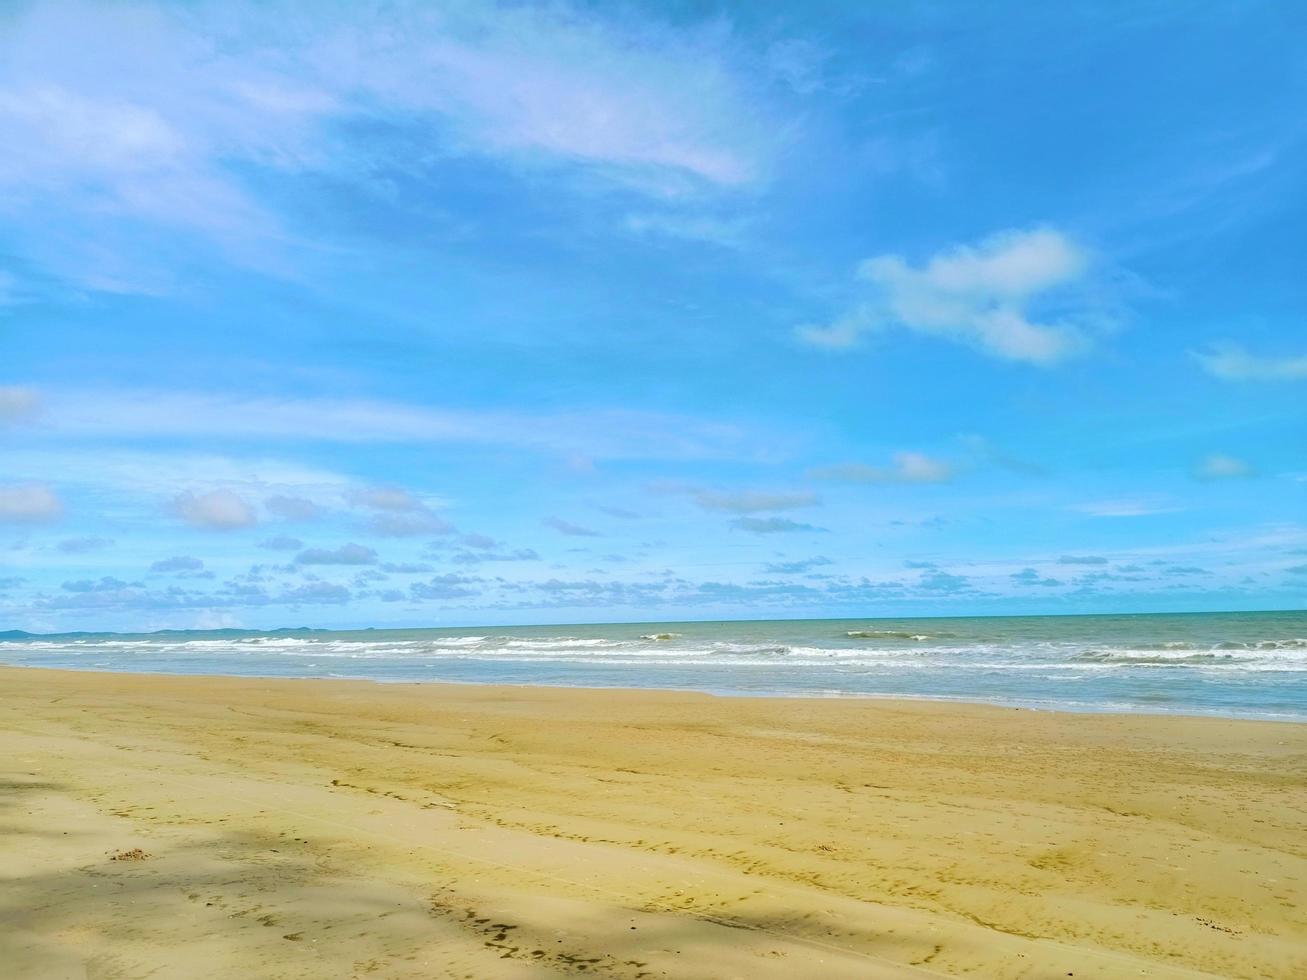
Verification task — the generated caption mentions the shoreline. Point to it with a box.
[4,665,1305,978]
[4,605,1302,638]
[2,660,1305,724]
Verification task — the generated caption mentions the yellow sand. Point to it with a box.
[2,667,1305,979]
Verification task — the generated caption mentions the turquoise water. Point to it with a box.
[2,610,1305,720]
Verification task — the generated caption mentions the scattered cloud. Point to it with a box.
[295,543,378,565]
[367,511,455,537]
[763,556,833,573]
[918,569,974,593]
[280,582,351,604]
[0,0,775,297]
[809,452,953,484]
[730,517,826,534]
[624,211,750,247]
[1163,564,1209,576]
[62,576,140,593]
[265,494,322,520]
[692,489,819,513]
[258,535,303,551]
[151,555,205,573]
[30,390,766,462]
[410,574,480,601]
[379,562,434,574]
[451,548,540,564]
[1058,554,1109,565]
[171,489,257,530]
[56,535,113,553]
[1011,567,1062,587]
[0,483,63,523]
[1195,453,1253,480]
[1192,344,1307,381]
[1,448,354,499]
[348,485,452,537]
[595,505,641,520]
[1070,498,1179,518]
[957,434,1047,477]
[347,486,427,512]
[544,517,602,537]
[797,228,1098,364]
[0,385,40,425]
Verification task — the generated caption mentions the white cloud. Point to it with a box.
[0,483,62,523]
[809,452,954,484]
[624,211,750,247]
[0,448,353,497]
[295,543,377,566]
[151,555,204,573]
[1069,497,1180,518]
[31,389,766,461]
[171,489,258,530]
[544,517,602,537]
[1192,344,1307,381]
[380,7,765,189]
[264,494,321,520]
[692,489,819,513]
[730,516,826,534]
[259,535,303,551]
[347,485,452,536]
[0,0,771,293]
[347,486,427,512]
[798,228,1097,364]
[367,511,455,538]
[0,385,40,424]
[1196,454,1253,480]
[57,535,113,553]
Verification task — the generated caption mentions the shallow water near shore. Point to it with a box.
[3,610,1305,720]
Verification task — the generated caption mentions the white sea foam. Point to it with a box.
[3,617,1306,718]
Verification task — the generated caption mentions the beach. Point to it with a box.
[2,666,1305,979]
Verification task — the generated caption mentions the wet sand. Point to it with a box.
[2,666,1305,978]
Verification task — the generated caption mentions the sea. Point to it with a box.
[2,610,1305,720]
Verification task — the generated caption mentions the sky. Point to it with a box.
[1,0,1305,632]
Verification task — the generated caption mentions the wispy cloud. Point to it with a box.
[1058,554,1109,565]
[151,555,204,573]
[295,543,377,566]
[1069,497,1179,518]
[0,0,776,293]
[1195,453,1253,480]
[762,556,832,573]
[691,489,820,513]
[809,452,953,484]
[0,448,353,498]
[0,483,63,523]
[797,228,1102,364]
[25,389,767,462]
[544,517,602,537]
[56,536,114,554]
[0,385,40,425]
[1192,344,1307,381]
[730,517,826,534]
[258,535,303,551]
[347,485,452,537]
[265,495,322,521]
[171,489,258,530]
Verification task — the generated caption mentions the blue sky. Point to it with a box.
[2,0,1304,631]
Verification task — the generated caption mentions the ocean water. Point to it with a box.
[2,611,1305,720]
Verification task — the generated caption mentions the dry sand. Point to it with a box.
[2,666,1305,979]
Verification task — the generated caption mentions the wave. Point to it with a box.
[846,630,935,640]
